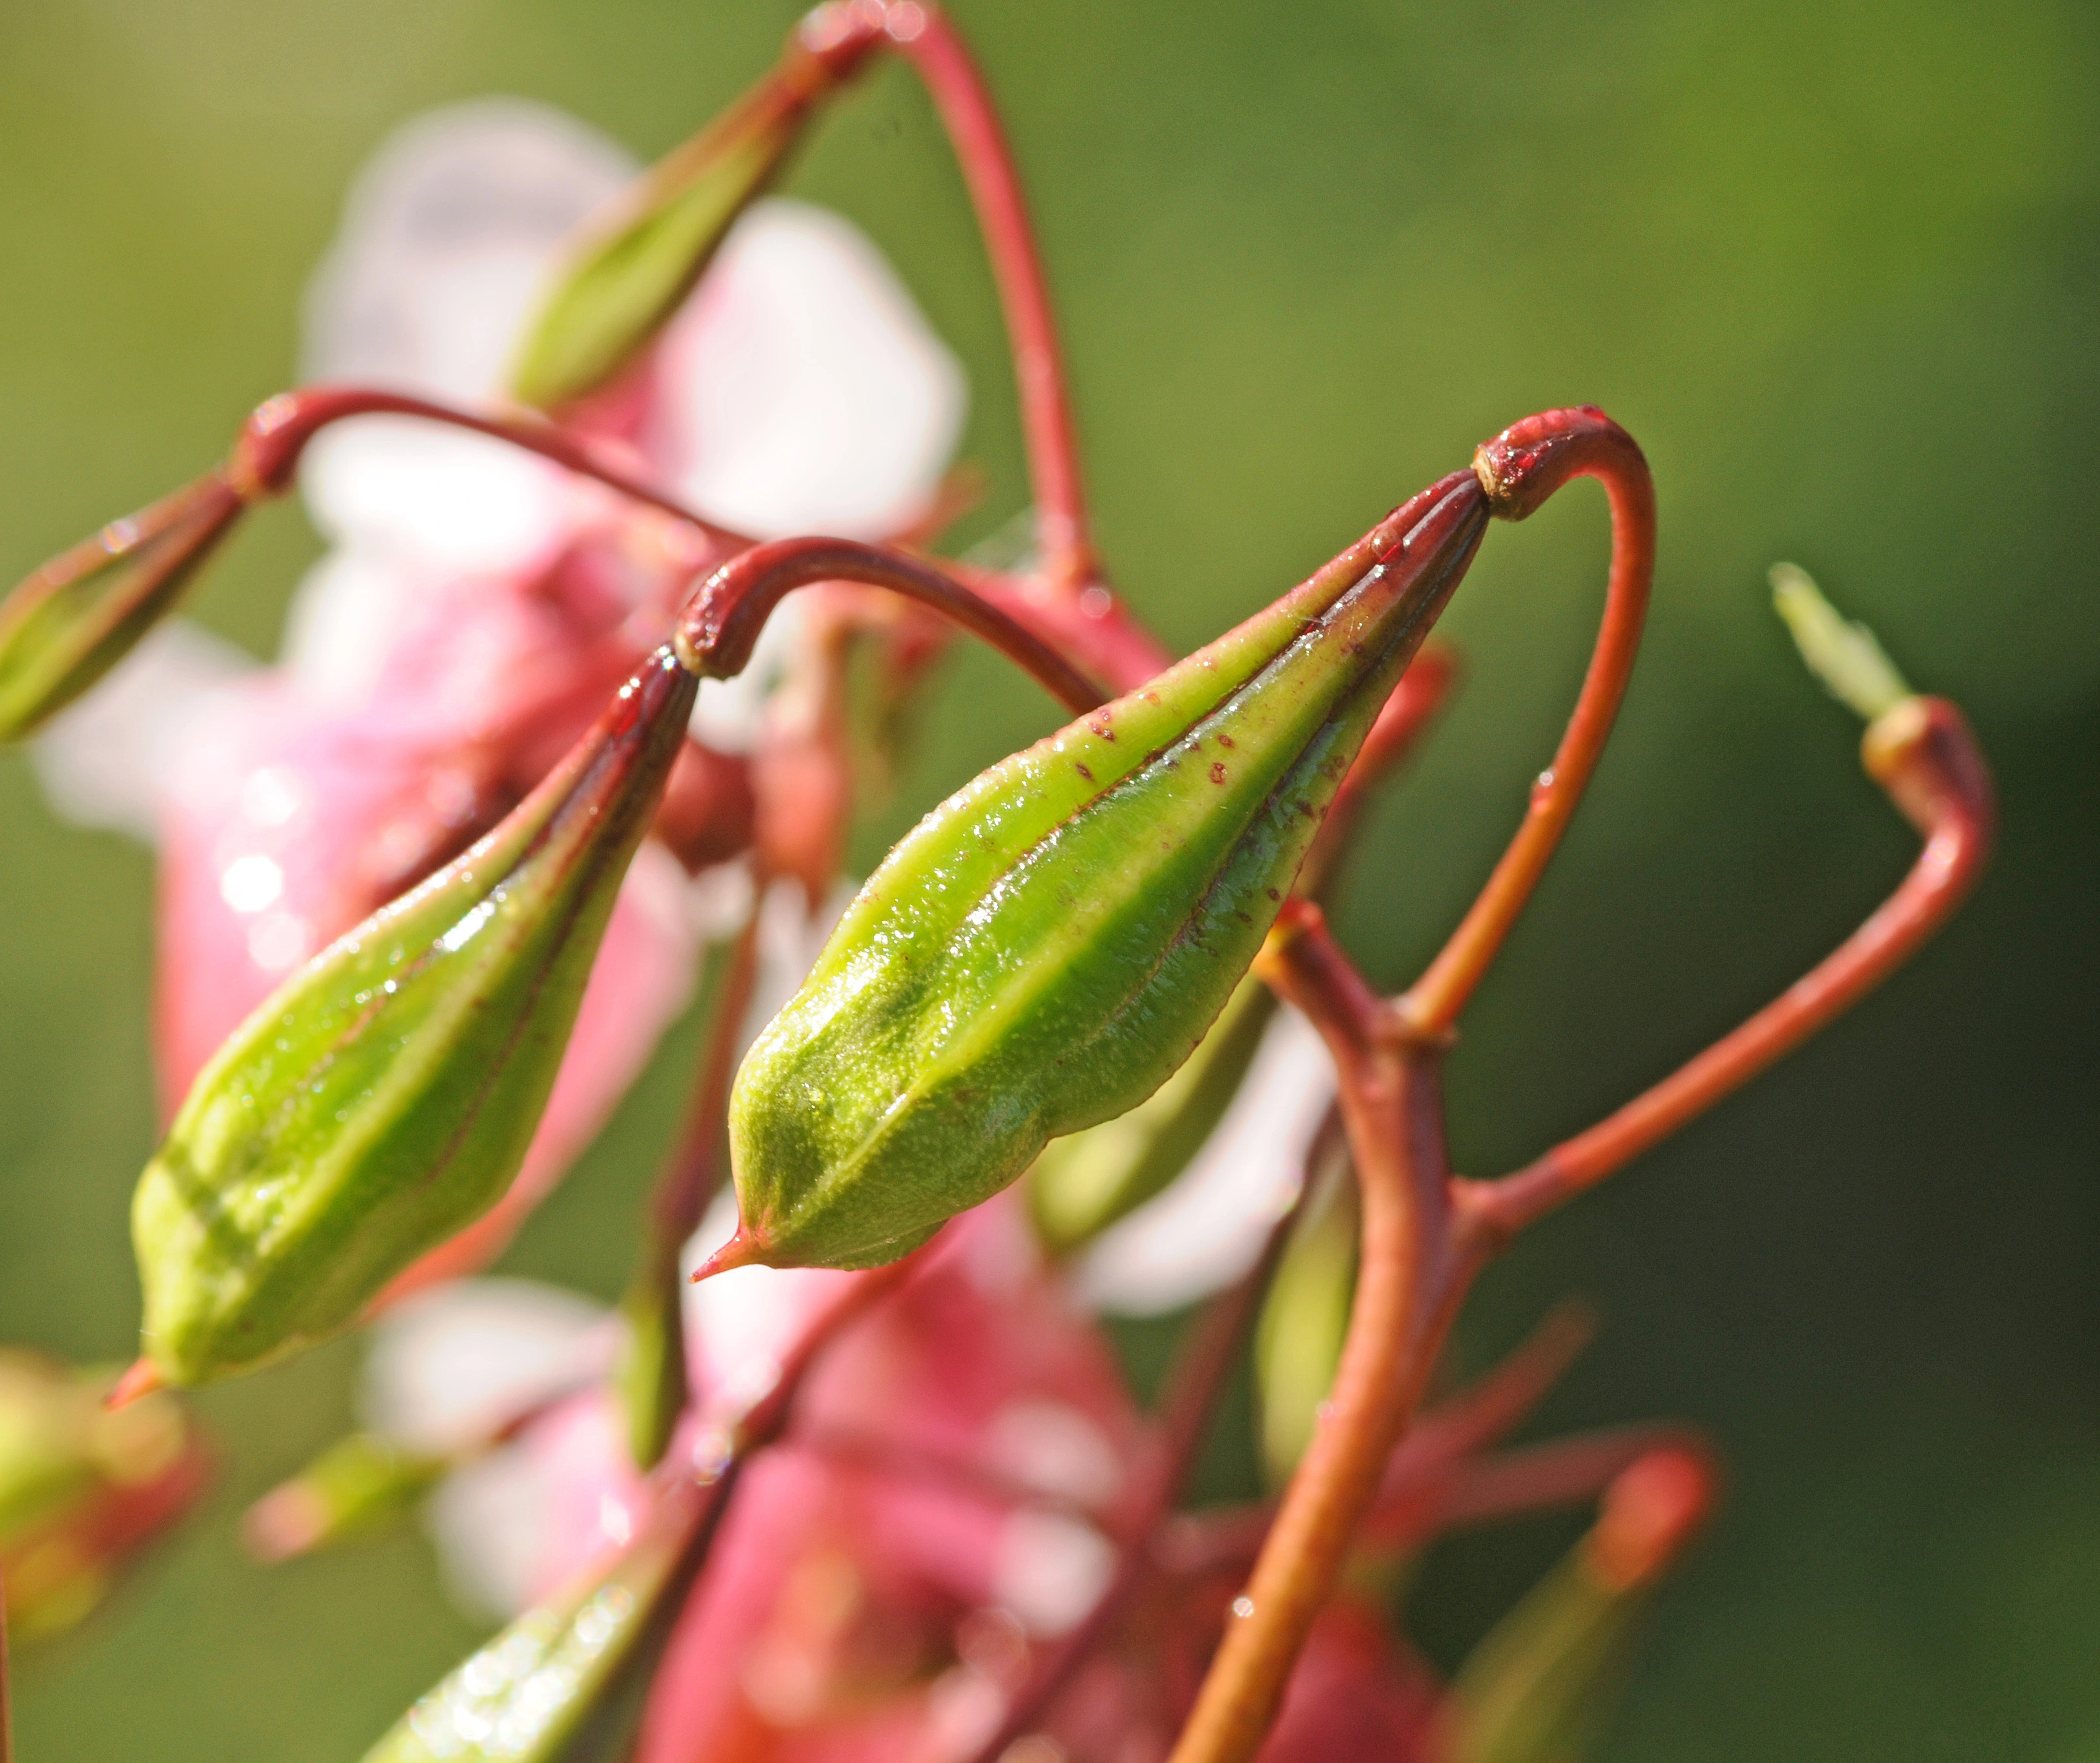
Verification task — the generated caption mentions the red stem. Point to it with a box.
[961,1202,1304,1763]
[674,535,1104,713]
[1461,694,1994,1240]
[228,385,753,552]
[890,5,1097,594]
[1168,903,1475,1763]
[648,917,763,1257]
[1163,416,1985,1763]
[1397,407,1657,1038]
[0,1564,12,1763]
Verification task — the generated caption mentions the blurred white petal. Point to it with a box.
[992,1507,1116,1637]
[984,1400,1123,1508]
[1072,1008,1336,1316]
[298,419,571,574]
[303,98,636,404]
[30,620,255,842]
[682,1189,856,1409]
[277,546,428,707]
[361,1278,614,1457]
[653,199,966,540]
[427,1440,550,1621]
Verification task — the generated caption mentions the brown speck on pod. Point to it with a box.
[1209,762,1228,784]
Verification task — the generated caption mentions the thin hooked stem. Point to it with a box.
[674,535,1106,713]
[890,5,1098,594]
[1397,408,1657,1039]
[1460,694,1993,1241]
[230,385,754,552]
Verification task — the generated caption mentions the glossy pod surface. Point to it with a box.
[723,475,1488,1270]
[132,652,696,1385]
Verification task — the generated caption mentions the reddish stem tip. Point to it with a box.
[1472,404,1647,524]
[1587,1444,1720,1590]
[106,1358,167,1411]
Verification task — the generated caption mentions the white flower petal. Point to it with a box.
[303,98,637,404]
[427,1441,550,1621]
[1071,1008,1337,1316]
[298,418,571,574]
[652,198,966,540]
[30,620,256,843]
[361,1278,615,1457]
[984,1400,1124,1509]
[681,1189,855,1408]
[992,1507,1116,1637]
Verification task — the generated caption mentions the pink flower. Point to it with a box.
[33,99,966,1288]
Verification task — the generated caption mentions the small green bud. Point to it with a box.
[718,475,1488,1272]
[132,652,697,1387]
[243,1432,445,1562]
[1253,1163,1357,1485]
[616,1264,688,1472]
[508,15,883,409]
[0,471,243,741]
[361,1476,705,1763]
[1440,1447,1716,1763]
[1770,563,1912,722]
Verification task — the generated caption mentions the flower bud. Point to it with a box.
[508,9,886,410]
[1438,1445,1717,1763]
[132,651,697,1387]
[0,471,243,740]
[0,1351,207,1640]
[718,474,1488,1272]
[242,1434,446,1563]
[362,1475,706,1762]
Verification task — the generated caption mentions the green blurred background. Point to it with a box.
[2,0,2095,1755]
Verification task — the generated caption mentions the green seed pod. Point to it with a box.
[132,651,696,1387]
[1024,644,1455,1256]
[718,474,1488,1273]
[0,470,243,741]
[508,11,883,410]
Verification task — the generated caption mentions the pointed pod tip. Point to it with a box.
[106,1358,167,1411]
[690,1226,766,1284]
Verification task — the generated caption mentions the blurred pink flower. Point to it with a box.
[32,100,965,1288]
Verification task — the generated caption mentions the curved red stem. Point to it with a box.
[674,535,1105,714]
[1397,407,1657,1037]
[230,384,753,552]
[1461,694,1993,1239]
